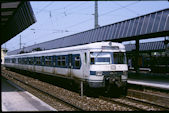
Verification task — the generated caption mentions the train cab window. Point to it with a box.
[74,56,81,68]
[90,52,111,65]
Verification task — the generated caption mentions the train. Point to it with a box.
[4,41,128,95]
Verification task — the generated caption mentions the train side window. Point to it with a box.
[23,58,26,64]
[28,58,30,65]
[21,58,24,64]
[34,57,36,65]
[22,58,24,64]
[45,56,48,66]
[41,56,45,66]
[45,56,52,66]
[49,56,52,66]
[33,57,35,65]
[18,58,21,64]
[12,58,16,63]
[5,58,10,63]
[25,58,28,64]
[35,57,37,65]
[61,56,66,67]
[53,56,56,66]
[36,57,41,65]
[28,57,33,65]
[57,56,61,67]
[31,57,34,65]
[20,58,22,64]
[74,56,81,68]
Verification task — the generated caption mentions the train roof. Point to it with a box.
[5,41,125,58]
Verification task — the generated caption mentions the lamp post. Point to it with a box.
[30,28,36,46]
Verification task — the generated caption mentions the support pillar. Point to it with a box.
[80,81,83,97]
[135,39,140,73]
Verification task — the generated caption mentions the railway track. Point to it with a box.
[2,69,132,111]
[127,88,169,109]
[2,71,84,111]
[2,69,169,111]
[100,96,169,111]
[126,96,169,110]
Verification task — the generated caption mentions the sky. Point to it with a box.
[2,1,169,52]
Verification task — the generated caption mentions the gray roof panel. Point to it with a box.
[125,41,166,52]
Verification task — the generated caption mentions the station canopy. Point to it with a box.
[7,40,167,55]
[125,41,167,52]
[1,1,36,45]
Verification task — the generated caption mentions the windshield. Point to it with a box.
[90,52,126,65]
[90,52,112,64]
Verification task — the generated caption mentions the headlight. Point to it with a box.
[123,71,128,75]
[96,71,103,76]
[121,75,128,80]
[121,71,128,80]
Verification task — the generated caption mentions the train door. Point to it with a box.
[83,51,88,79]
[68,54,72,77]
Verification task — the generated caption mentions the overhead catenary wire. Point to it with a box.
[64,1,139,29]
[32,2,89,32]
[9,1,141,51]
[99,1,139,17]
[36,2,54,15]
[113,2,141,16]
[8,1,142,51]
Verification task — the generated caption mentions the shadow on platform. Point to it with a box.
[1,77,25,92]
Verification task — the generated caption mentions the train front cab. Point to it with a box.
[88,50,128,94]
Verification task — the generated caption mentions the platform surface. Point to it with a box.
[128,78,169,90]
[1,78,56,111]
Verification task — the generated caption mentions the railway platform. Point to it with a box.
[128,78,169,90]
[1,77,56,111]
[128,70,169,90]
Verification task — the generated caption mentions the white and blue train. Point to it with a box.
[4,41,128,94]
